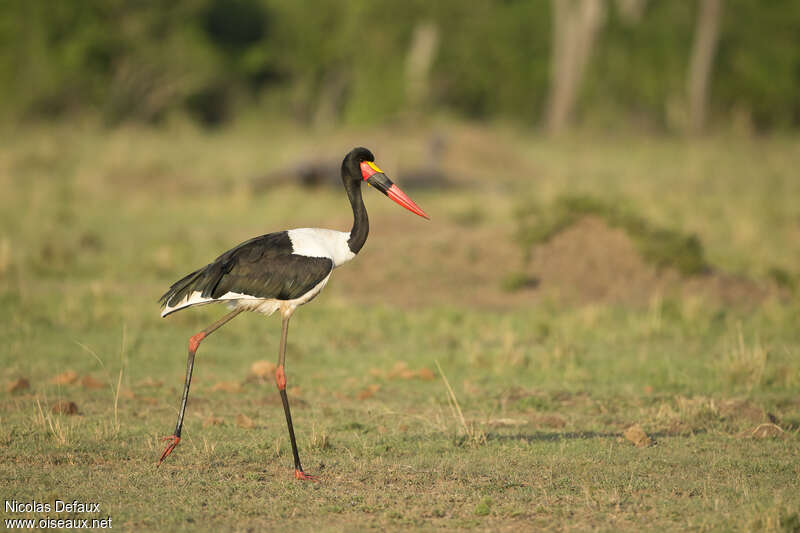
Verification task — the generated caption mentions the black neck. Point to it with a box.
[345,179,369,254]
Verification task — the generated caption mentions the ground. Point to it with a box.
[1,121,799,531]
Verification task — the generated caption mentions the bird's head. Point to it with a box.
[342,147,429,220]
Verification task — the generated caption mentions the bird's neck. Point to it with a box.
[346,181,369,254]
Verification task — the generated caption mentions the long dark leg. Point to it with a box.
[157,308,243,467]
[275,313,315,480]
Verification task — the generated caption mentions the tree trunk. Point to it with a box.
[688,0,722,134]
[546,0,606,135]
[405,21,439,117]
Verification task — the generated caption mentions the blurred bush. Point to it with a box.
[0,0,798,131]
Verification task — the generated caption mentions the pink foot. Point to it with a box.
[157,435,180,467]
[295,469,318,481]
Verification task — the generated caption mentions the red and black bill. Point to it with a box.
[360,161,429,219]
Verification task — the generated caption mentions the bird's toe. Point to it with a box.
[157,435,181,467]
[294,469,318,481]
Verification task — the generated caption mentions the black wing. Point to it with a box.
[159,231,333,310]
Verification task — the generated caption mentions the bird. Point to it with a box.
[156,147,429,480]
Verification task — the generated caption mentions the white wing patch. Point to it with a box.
[287,228,356,268]
[161,275,332,318]
[161,290,256,317]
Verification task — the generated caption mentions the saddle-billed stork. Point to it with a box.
[156,147,428,480]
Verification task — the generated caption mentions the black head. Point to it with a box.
[341,147,375,182]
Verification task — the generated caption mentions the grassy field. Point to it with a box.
[1,122,799,531]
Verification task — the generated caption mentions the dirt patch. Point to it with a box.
[719,399,765,424]
[6,378,29,394]
[331,213,526,310]
[531,414,567,429]
[526,216,658,303]
[330,213,773,310]
[523,216,770,306]
[623,424,654,447]
[51,400,79,415]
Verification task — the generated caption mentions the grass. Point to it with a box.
[1,121,799,531]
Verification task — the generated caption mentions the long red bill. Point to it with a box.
[386,184,430,219]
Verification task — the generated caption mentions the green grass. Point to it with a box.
[1,122,799,531]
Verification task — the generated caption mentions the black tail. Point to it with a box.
[158,268,205,309]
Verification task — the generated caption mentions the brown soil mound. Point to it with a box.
[329,214,773,310]
[524,216,769,306]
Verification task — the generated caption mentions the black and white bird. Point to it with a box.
[156,147,428,480]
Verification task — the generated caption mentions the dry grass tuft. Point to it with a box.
[33,397,71,445]
[74,327,126,435]
[434,360,485,445]
[721,324,768,391]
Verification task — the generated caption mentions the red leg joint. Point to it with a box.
[275,365,287,390]
[188,331,206,353]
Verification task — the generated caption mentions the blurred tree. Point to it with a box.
[431,1,550,122]
[688,0,723,133]
[615,0,646,23]
[546,0,607,134]
[583,2,694,131]
[714,0,800,131]
[103,2,224,125]
[404,20,439,118]
[187,0,277,126]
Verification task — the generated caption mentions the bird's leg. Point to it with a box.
[275,313,316,481]
[157,308,243,467]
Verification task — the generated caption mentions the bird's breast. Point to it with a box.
[287,228,356,268]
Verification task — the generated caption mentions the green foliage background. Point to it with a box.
[1,0,798,130]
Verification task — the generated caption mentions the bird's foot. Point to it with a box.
[295,469,318,481]
[157,435,180,467]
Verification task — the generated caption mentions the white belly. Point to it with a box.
[231,273,332,316]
